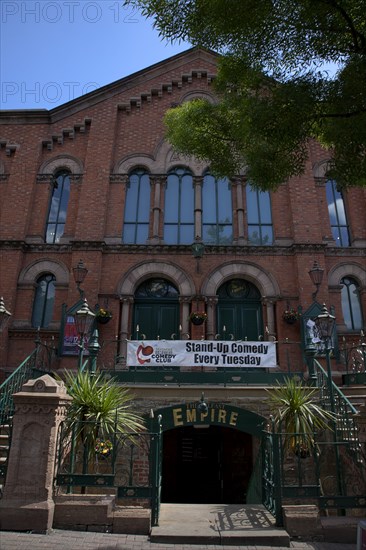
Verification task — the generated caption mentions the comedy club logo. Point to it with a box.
[136,343,154,365]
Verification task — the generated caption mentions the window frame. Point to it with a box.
[45,171,71,244]
[31,273,56,328]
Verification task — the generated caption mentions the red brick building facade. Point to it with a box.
[1,46,366,508]
[1,47,365,377]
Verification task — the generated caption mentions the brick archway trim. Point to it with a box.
[201,261,280,298]
[38,154,83,175]
[328,262,366,289]
[18,259,70,285]
[117,261,195,297]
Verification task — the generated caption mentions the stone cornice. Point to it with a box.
[117,69,215,114]
[0,240,364,258]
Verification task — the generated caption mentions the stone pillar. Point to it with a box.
[0,374,71,533]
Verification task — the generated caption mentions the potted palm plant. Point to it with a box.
[62,370,145,491]
[266,377,337,457]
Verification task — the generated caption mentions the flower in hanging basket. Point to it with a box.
[95,438,113,457]
[96,308,112,324]
[189,311,208,325]
[282,308,300,323]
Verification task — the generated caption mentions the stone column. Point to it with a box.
[0,374,71,533]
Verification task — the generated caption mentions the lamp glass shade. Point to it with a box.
[0,296,12,332]
[74,299,95,336]
[72,259,88,286]
[314,305,336,342]
[309,261,324,287]
[191,242,205,258]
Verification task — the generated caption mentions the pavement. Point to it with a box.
[0,531,357,550]
[0,503,359,549]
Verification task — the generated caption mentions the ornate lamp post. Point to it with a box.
[72,259,88,298]
[314,304,343,497]
[0,297,12,332]
[308,261,324,302]
[74,298,95,371]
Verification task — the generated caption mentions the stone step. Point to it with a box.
[150,503,290,547]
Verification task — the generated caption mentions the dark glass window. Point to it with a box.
[202,174,233,244]
[133,278,179,340]
[46,171,71,243]
[32,273,56,328]
[341,277,363,330]
[246,184,273,245]
[123,170,151,244]
[164,168,194,244]
[217,279,263,341]
[326,180,350,247]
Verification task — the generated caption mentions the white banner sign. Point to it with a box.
[127,340,277,368]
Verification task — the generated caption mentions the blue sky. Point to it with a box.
[0,1,191,110]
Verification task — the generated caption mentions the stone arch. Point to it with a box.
[328,262,366,289]
[18,258,69,286]
[152,403,267,436]
[179,90,217,105]
[154,139,209,175]
[38,154,83,175]
[201,261,280,298]
[117,261,195,297]
[113,153,155,175]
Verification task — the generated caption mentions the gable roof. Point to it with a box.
[0,47,219,123]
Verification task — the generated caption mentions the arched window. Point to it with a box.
[326,179,350,246]
[246,184,273,245]
[32,273,56,328]
[164,168,194,244]
[202,174,233,244]
[217,279,263,340]
[133,278,179,339]
[341,277,363,330]
[123,170,151,244]
[45,171,71,243]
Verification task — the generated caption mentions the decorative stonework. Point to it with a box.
[0,375,72,533]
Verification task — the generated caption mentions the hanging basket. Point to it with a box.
[189,312,207,325]
[284,317,297,325]
[97,315,112,325]
[96,309,112,324]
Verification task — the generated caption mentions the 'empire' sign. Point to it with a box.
[127,340,277,368]
[172,404,239,428]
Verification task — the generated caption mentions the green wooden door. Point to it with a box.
[133,279,179,340]
[217,279,263,341]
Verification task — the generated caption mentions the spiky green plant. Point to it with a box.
[62,370,145,452]
[267,377,337,455]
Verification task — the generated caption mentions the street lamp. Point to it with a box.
[308,261,324,302]
[0,297,12,332]
[72,259,88,298]
[74,298,96,370]
[314,304,343,497]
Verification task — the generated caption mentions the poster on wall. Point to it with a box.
[127,340,277,368]
[62,314,90,356]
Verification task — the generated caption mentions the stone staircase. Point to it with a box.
[342,384,366,411]
[0,422,11,496]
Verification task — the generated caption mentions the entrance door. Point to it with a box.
[162,426,252,503]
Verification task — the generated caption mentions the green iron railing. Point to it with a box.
[0,338,58,483]
[313,358,364,464]
[111,368,304,386]
[55,421,162,525]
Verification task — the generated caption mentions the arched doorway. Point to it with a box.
[132,278,179,340]
[153,403,266,505]
[162,425,252,503]
[217,279,263,340]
